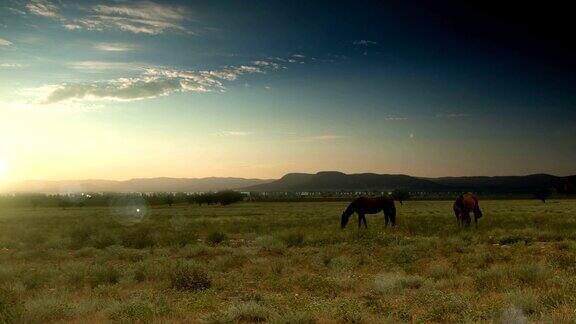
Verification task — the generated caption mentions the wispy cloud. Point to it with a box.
[26,0,61,19]
[436,113,469,119]
[94,42,138,52]
[308,135,347,140]
[353,40,378,46]
[67,61,145,72]
[30,58,286,104]
[25,0,191,34]
[0,63,28,68]
[0,38,13,46]
[218,131,252,137]
[384,116,408,121]
[291,134,348,142]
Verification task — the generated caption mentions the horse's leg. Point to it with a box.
[384,212,389,227]
[390,212,396,227]
[362,214,368,228]
[465,212,471,227]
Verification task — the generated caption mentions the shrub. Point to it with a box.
[107,294,170,322]
[170,263,211,292]
[475,265,509,291]
[334,301,364,323]
[24,295,76,323]
[209,302,272,323]
[498,234,532,245]
[501,306,528,324]
[121,226,156,249]
[207,231,227,246]
[328,256,355,272]
[373,272,424,294]
[88,264,121,287]
[507,290,541,316]
[272,310,315,324]
[91,232,119,249]
[418,290,467,322]
[172,229,198,247]
[255,235,286,254]
[426,261,456,280]
[512,263,549,285]
[61,262,88,289]
[296,274,338,298]
[69,225,93,249]
[212,254,248,272]
[0,286,23,323]
[282,232,305,247]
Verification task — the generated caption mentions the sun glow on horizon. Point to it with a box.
[0,160,8,179]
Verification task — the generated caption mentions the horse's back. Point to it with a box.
[352,196,392,214]
[460,193,478,210]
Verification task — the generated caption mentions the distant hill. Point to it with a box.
[243,171,443,192]
[242,171,576,193]
[430,174,563,193]
[7,172,576,194]
[8,177,273,193]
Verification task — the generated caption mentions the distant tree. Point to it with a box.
[58,199,73,210]
[30,198,40,209]
[186,195,196,205]
[533,188,552,203]
[216,190,244,205]
[164,195,175,206]
[391,189,410,205]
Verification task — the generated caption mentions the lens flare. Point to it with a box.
[109,195,149,226]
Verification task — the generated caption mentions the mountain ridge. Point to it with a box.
[5,172,576,193]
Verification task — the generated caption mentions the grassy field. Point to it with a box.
[1,199,576,323]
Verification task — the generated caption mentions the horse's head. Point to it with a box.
[341,211,350,229]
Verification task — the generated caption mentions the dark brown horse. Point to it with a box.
[453,193,482,227]
[341,196,396,229]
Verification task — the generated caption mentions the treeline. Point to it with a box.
[0,190,245,208]
[1,188,570,208]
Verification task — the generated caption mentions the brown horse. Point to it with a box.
[453,193,482,227]
[341,196,396,229]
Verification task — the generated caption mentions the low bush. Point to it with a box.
[282,232,305,247]
[373,272,424,294]
[0,286,23,323]
[88,264,121,287]
[170,263,211,292]
[255,235,286,254]
[207,231,227,246]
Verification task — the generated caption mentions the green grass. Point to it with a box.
[1,199,576,322]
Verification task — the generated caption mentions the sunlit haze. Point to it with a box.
[1,1,575,185]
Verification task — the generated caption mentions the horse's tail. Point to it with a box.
[341,201,356,228]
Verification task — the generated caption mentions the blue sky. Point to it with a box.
[1,1,575,183]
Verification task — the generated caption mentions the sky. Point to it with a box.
[1,0,575,185]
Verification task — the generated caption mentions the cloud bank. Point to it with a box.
[34,59,285,104]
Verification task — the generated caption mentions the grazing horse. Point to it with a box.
[453,193,482,227]
[341,196,396,229]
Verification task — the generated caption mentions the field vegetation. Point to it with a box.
[1,199,576,322]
